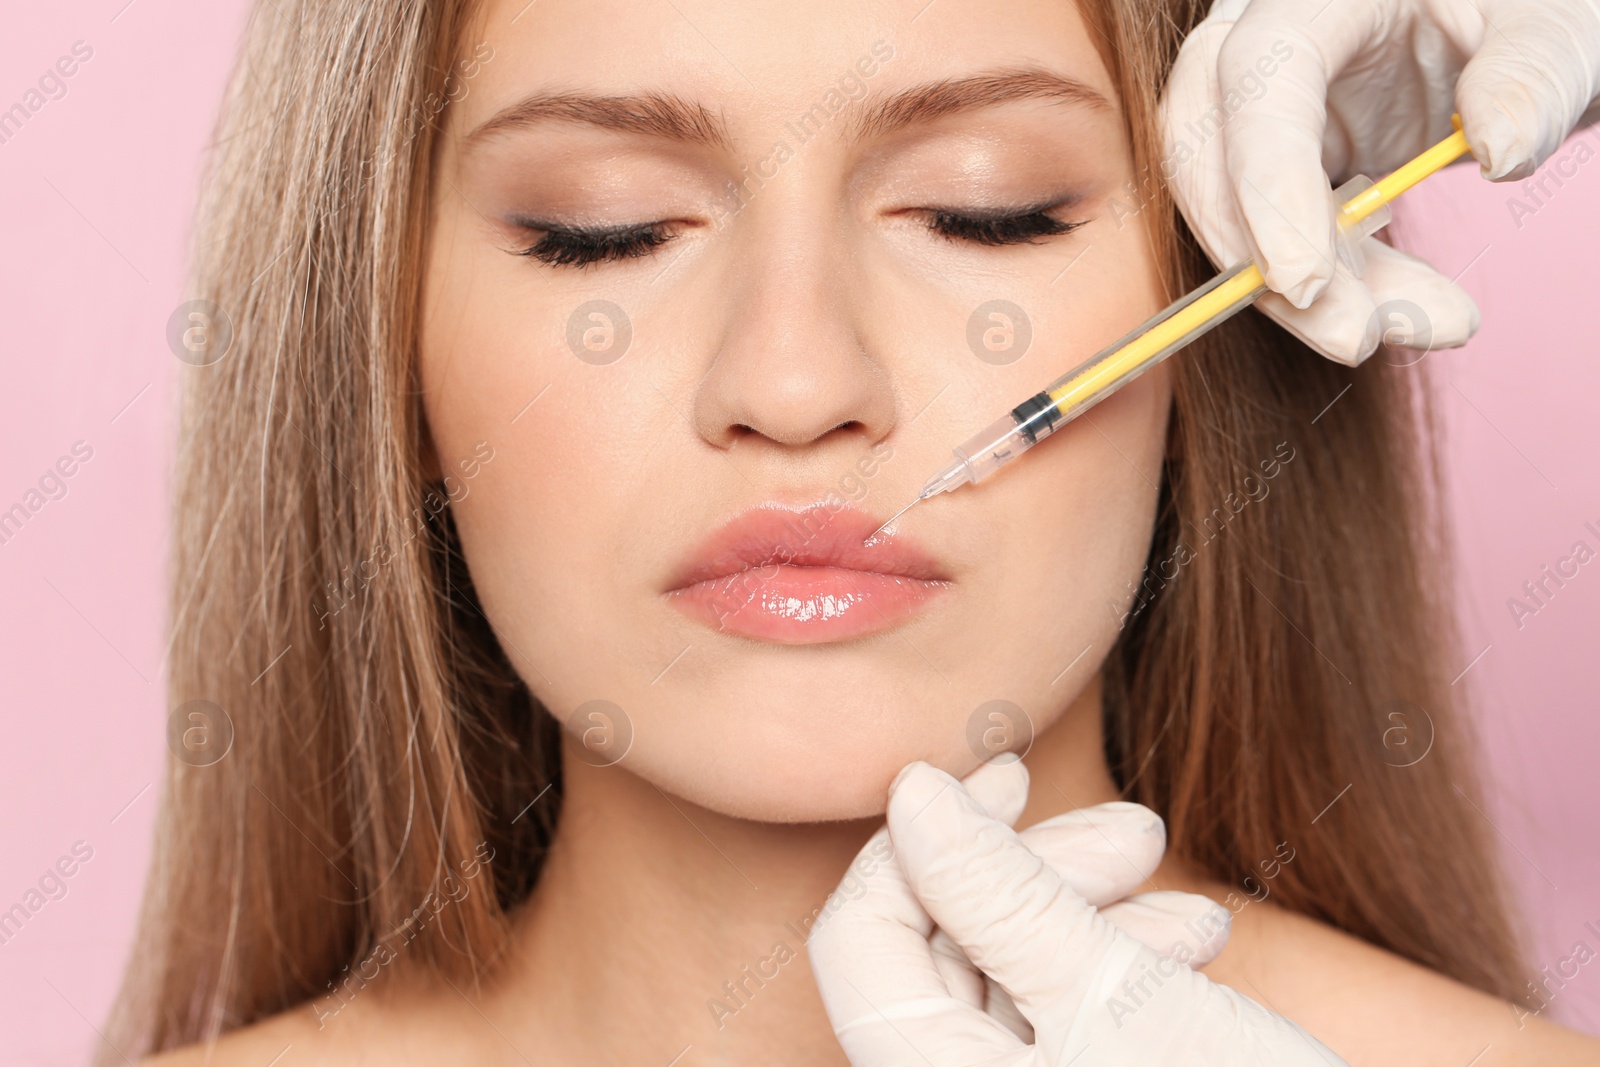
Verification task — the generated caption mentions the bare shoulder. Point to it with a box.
[136,980,481,1067]
[139,1009,321,1067]
[1182,880,1600,1066]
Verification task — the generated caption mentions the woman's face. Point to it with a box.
[420,0,1171,821]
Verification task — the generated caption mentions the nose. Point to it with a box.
[690,215,897,461]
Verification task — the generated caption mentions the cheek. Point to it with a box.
[418,228,672,713]
[887,359,1171,767]
[981,365,1171,666]
[840,216,1172,776]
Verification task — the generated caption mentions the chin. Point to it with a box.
[632,741,916,823]
[608,676,1001,823]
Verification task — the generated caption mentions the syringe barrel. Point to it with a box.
[1037,258,1268,434]
[945,172,1390,489]
[945,261,1266,488]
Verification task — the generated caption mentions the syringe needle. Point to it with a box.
[866,495,923,542]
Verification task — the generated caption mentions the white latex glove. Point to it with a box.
[924,757,1232,1041]
[809,760,1347,1066]
[1161,0,1600,364]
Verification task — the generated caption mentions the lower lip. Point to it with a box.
[666,564,949,644]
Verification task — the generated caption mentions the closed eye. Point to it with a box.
[925,207,1087,246]
[510,220,678,268]
[507,201,1086,270]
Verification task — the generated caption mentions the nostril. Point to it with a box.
[724,420,862,447]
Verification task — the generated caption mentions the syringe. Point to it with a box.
[868,115,1473,540]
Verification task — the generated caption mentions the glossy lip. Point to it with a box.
[663,504,952,644]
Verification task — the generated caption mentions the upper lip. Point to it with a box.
[664,503,948,591]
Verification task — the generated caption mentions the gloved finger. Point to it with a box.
[935,877,1230,979]
[807,759,1032,1063]
[887,761,1135,1022]
[803,824,933,1011]
[1161,12,1256,270]
[1350,239,1479,351]
[927,798,1164,1018]
[952,889,1233,1045]
[928,801,1176,1018]
[1160,7,1341,313]
[1457,5,1600,181]
[927,927,986,1011]
[925,927,1037,1039]
[981,972,1034,1043]
[806,822,1023,1063]
[1251,238,1478,364]
[930,805,1221,1032]
[959,755,1030,828]
[925,756,1030,1009]
[1016,801,1166,904]
[1210,0,1410,307]
[1099,890,1233,967]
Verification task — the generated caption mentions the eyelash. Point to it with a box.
[925,208,1087,246]
[510,205,1087,268]
[512,223,676,268]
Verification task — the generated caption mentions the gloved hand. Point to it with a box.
[808,759,1348,1066]
[1160,0,1600,364]
[918,758,1232,1040]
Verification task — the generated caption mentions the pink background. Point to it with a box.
[0,3,1595,1062]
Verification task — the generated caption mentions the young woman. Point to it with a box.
[106,0,1597,1062]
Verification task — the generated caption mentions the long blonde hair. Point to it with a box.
[103,0,1527,1057]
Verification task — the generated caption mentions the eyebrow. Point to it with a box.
[850,68,1113,141]
[463,91,727,149]
[461,68,1113,151]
